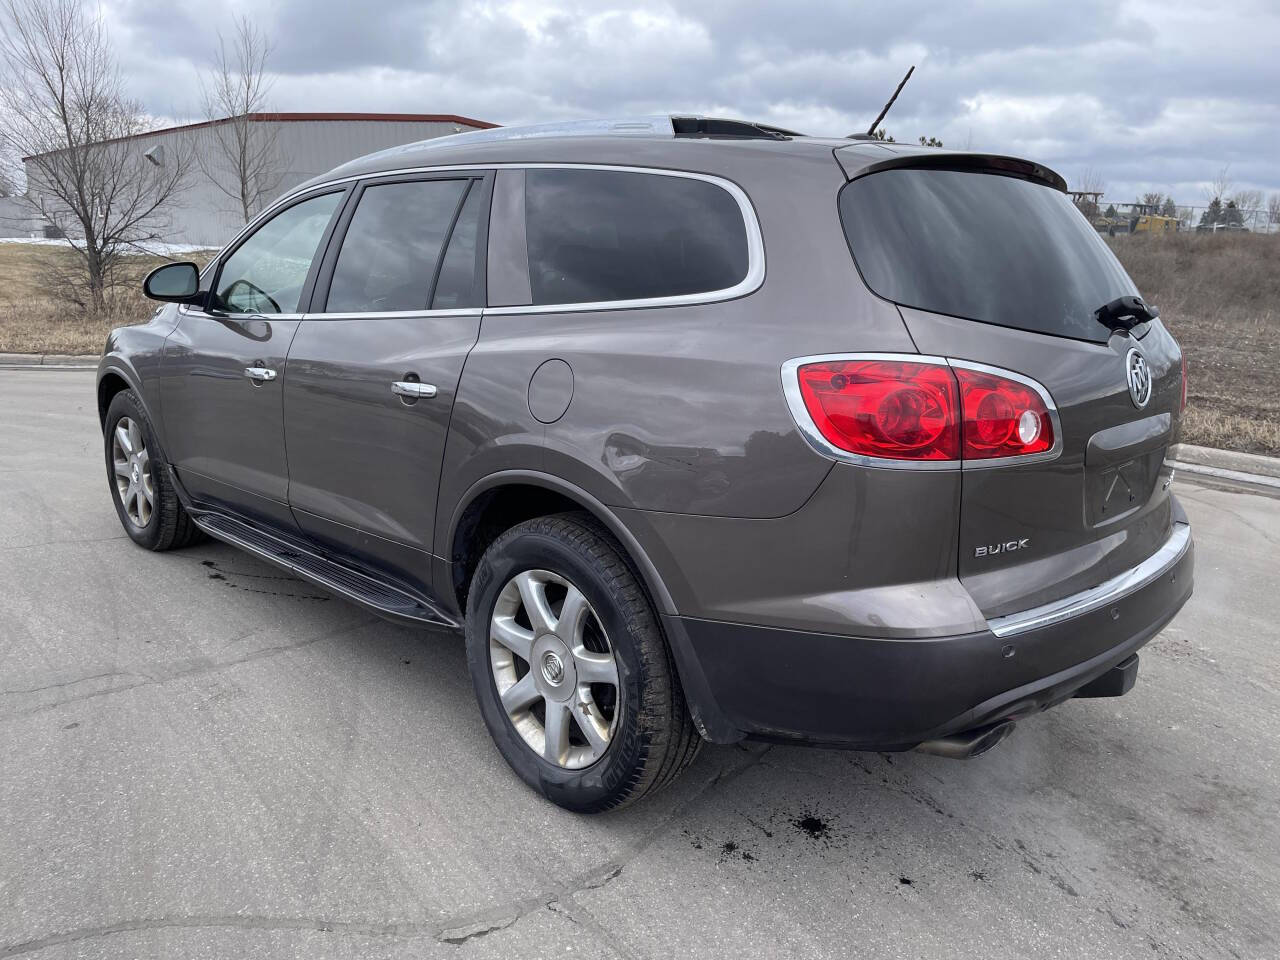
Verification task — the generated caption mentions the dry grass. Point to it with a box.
[0,244,215,355]
[1109,232,1280,456]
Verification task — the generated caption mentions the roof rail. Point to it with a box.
[358,115,804,164]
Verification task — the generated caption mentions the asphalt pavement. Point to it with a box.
[2,369,1277,959]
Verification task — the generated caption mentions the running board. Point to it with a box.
[191,511,459,629]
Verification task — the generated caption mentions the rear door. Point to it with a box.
[281,172,490,594]
[839,165,1184,617]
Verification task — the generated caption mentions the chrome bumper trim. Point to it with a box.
[986,522,1191,639]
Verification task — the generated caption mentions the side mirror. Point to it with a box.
[143,262,203,305]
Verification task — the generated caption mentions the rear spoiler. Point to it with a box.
[834,144,1068,193]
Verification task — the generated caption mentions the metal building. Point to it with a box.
[19,112,495,247]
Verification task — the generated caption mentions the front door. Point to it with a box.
[282,173,490,594]
[161,189,347,528]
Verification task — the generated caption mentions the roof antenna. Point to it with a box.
[865,65,915,138]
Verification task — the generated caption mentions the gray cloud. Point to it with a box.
[104,0,1280,203]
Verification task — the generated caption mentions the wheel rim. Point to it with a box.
[111,416,155,528]
[489,569,620,769]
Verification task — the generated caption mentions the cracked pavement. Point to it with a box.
[2,369,1278,959]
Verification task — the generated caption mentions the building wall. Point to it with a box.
[22,117,484,249]
[0,196,42,238]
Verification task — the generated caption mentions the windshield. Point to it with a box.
[839,168,1139,343]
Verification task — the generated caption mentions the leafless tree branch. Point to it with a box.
[0,0,191,314]
[1207,165,1233,204]
[197,14,281,224]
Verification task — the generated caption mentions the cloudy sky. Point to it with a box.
[104,0,1279,205]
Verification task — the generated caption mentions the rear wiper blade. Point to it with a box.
[1095,295,1159,333]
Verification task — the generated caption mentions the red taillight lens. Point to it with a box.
[794,360,960,461]
[954,367,1054,460]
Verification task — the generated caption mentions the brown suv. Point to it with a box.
[99,117,1193,811]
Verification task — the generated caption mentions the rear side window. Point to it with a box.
[432,183,483,309]
[325,178,471,313]
[524,169,749,306]
[839,168,1139,343]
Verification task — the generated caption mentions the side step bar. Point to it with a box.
[191,511,459,630]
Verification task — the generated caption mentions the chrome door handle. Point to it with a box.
[244,366,277,382]
[391,381,437,399]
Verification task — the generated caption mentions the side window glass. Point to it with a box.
[432,183,484,309]
[524,169,749,306]
[213,192,342,314]
[325,179,469,313]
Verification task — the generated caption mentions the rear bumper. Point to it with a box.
[666,523,1193,748]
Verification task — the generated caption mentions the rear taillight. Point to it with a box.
[792,359,960,461]
[953,366,1055,460]
[786,355,1057,466]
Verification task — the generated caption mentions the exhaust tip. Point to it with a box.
[914,719,1016,760]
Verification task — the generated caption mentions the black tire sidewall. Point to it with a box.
[103,390,166,549]
[465,521,652,812]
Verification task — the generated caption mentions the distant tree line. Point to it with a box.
[1075,165,1277,233]
[869,130,944,147]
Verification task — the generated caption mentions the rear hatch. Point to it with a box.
[837,157,1185,617]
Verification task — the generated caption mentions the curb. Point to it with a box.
[1170,460,1280,492]
[1168,443,1280,493]
[0,353,99,369]
[1168,443,1280,481]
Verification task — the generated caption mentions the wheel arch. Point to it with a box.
[96,362,152,428]
[445,470,678,620]
[445,470,739,744]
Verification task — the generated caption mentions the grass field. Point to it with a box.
[0,243,215,355]
[0,233,1276,455]
[1111,232,1279,456]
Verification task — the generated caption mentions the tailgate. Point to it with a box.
[902,306,1183,617]
[836,160,1186,618]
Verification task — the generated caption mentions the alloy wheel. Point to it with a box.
[489,569,620,769]
[111,416,154,528]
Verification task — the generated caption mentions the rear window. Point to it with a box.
[524,168,749,306]
[839,168,1139,343]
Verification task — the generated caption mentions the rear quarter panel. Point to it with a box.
[442,147,917,524]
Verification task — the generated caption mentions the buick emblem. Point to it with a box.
[1125,348,1152,409]
[541,651,565,685]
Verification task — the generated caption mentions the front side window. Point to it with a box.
[324,178,472,313]
[213,192,342,314]
[524,169,749,306]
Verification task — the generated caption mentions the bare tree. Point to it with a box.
[1075,167,1105,195]
[1231,189,1263,229]
[0,0,190,314]
[1269,193,1280,227]
[198,15,281,224]
[1072,167,1105,219]
[1207,165,1233,204]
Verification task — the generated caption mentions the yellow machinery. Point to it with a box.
[1131,214,1180,234]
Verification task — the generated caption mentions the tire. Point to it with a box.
[103,389,204,551]
[465,513,701,812]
